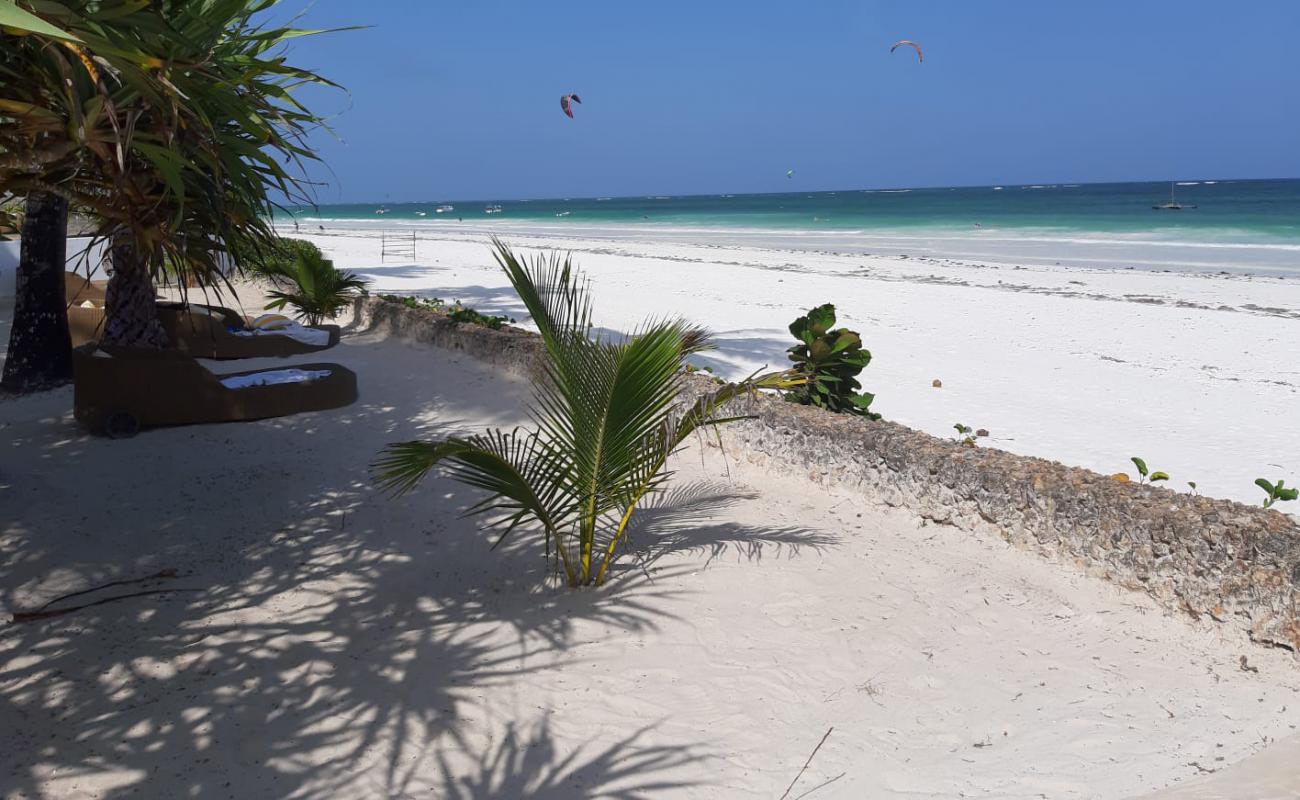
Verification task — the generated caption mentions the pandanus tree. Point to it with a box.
[375,241,802,587]
[0,0,343,362]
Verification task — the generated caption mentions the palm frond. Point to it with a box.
[375,431,579,582]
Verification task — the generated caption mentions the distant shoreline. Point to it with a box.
[283,216,1300,279]
[278,223,1300,506]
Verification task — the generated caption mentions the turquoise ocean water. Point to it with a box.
[286,179,1300,275]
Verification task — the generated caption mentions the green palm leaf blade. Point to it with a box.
[375,431,580,582]
[0,1,83,41]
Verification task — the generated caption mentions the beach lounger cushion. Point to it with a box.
[73,344,358,436]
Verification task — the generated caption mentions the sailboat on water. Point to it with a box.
[1152,182,1197,210]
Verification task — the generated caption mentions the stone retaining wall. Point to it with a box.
[352,296,1300,651]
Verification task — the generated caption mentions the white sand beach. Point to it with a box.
[2,326,1299,799]
[284,222,1300,507]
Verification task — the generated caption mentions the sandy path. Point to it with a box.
[2,329,1298,798]
[285,224,1300,507]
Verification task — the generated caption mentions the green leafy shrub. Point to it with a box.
[239,237,324,281]
[783,303,879,419]
[1130,457,1169,485]
[379,294,514,329]
[263,247,369,326]
[1255,478,1298,509]
[446,301,513,330]
[374,240,801,587]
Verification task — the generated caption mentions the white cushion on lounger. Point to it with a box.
[219,368,331,390]
[232,317,330,346]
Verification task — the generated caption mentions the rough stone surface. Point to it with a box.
[352,296,544,381]
[353,296,1300,651]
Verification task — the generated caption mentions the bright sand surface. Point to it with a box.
[2,323,1299,798]
[283,221,1300,507]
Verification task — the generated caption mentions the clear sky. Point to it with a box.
[281,0,1300,203]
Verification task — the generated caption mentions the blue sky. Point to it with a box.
[282,0,1300,203]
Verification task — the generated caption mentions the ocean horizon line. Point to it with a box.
[298,175,1300,208]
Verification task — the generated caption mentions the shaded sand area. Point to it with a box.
[287,224,1300,506]
[3,329,1300,798]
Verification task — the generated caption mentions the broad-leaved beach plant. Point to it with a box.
[1255,478,1298,509]
[374,240,802,587]
[1130,457,1169,485]
[784,303,879,419]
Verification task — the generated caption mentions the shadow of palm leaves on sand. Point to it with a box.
[625,480,837,572]
[1,325,817,797]
[1,481,699,799]
[0,395,696,799]
[438,717,704,800]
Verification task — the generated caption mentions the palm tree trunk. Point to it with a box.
[101,238,168,348]
[1,192,72,392]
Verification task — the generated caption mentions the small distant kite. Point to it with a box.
[890,40,923,63]
[787,169,794,179]
[560,93,582,118]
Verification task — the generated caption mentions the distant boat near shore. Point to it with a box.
[1153,182,1197,210]
[484,204,502,214]
[436,205,454,214]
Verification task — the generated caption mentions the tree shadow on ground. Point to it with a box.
[0,338,815,798]
[626,480,837,572]
[685,330,793,380]
[438,717,704,799]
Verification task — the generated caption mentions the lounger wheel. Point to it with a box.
[104,411,141,439]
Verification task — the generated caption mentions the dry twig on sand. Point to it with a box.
[10,569,182,623]
[779,726,836,800]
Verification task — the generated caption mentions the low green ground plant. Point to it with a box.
[379,294,514,329]
[1129,457,1169,485]
[953,423,987,447]
[1255,478,1298,508]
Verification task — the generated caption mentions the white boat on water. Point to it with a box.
[484,205,502,214]
[436,205,454,214]
[415,211,426,216]
[1153,182,1197,211]
[555,211,571,217]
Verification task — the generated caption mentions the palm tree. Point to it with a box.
[0,1,346,354]
[0,193,72,391]
[374,241,801,587]
[263,247,369,327]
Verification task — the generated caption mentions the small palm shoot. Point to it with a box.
[374,240,800,587]
[1130,457,1169,485]
[1255,478,1298,509]
[264,248,369,326]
